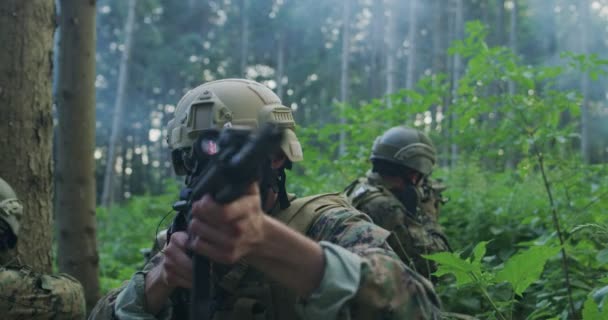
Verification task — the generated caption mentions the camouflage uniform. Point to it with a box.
[91,194,441,320]
[90,79,442,319]
[0,177,86,320]
[344,172,450,280]
[0,263,86,320]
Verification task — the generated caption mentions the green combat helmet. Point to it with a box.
[0,177,23,247]
[166,78,303,175]
[370,126,437,176]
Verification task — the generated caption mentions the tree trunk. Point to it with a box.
[240,0,250,77]
[0,0,54,274]
[101,0,137,208]
[385,0,397,107]
[507,0,517,94]
[496,0,505,45]
[55,0,99,311]
[451,0,463,166]
[339,0,351,156]
[505,0,518,169]
[369,0,384,98]
[405,0,418,92]
[432,0,446,77]
[432,0,447,137]
[276,31,285,100]
[580,0,591,163]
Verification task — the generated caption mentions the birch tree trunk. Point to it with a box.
[0,0,55,273]
[339,0,351,156]
[55,0,100,310]
[405,0,418,92]
[385,0,397,108]
[101,0,137,207]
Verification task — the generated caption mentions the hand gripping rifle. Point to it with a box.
[168,123,284,320]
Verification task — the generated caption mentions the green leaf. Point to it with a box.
[472,241,488,266]
[583,294,604,320]
[424,251,478,286]
[495,245,560,296]
[593,285,608,309]
[597,249,608,265]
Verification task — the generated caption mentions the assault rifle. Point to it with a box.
[168,123,284,320]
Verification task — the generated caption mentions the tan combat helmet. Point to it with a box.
[0,177,23,238]
[166,79,303,175]
[370,126,437,176]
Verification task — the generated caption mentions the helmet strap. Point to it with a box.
[277,168,290,209]
[259,160,290,211]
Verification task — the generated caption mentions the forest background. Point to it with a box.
[0,0,607,319]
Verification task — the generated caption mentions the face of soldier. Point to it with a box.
[0,219,17,250]
[389,173,424,216]
[259,152,287,212]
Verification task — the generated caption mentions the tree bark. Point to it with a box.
[0,0,55,274]
[405,0,418,92]
[385,0,397,107]
[55,0,99,311]
[339,0,351,156]
[101,0,137,208]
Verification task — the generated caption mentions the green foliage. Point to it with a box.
[426,243,559,320]
[582,294,604,320]
[494,245,561,297]
[96,180,179,293]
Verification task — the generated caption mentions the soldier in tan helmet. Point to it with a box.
[90,79,441,320]
[343,126,451,281]
[0,177,86,319]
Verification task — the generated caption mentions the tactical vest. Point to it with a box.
[343,177,397,212]
[211,193,352,320]
[343,176,451,281]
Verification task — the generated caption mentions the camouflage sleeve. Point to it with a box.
[306,208,441,319]
[362,196,450,280]
[89,255,170,320]
[0,267,86,320]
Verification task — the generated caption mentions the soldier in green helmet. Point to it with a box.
[343,126,451,281]
[90,79,441,320]
[0,177,86,319]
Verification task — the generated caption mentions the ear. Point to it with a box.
[271,152,287,169]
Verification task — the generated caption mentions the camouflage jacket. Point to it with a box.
[90,193,441,320]
[0,262,86,320]
[343,172,451,280]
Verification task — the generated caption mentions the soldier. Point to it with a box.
[343,126,451,281]
[0,177,86,320]
[90,79,441,320]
